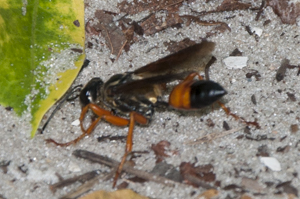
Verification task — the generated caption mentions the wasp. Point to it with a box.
[46,40,258,187]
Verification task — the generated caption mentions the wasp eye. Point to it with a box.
[79,78,104,107]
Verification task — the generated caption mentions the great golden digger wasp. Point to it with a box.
[45,40,259,187]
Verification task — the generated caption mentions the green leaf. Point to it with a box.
[0,0,85,136]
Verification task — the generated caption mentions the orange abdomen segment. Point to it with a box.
[169,81,193,109]
[169,80,227,110]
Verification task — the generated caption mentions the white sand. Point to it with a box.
[1,1,300,198]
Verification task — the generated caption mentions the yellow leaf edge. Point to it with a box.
[30,54,85,137]
[29,0,85,137]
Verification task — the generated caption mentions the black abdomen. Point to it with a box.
[190,80,227,109]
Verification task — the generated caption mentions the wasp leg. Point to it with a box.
[204,56,216,81]
[217,101,260,128]
[113,111,148,188]
[46,104,130,147]
[183,72,204,81]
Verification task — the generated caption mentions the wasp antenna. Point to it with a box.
[66,84,84,101]
[204,56,217,81]
[40,84,83,134]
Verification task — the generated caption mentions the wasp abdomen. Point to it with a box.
[169,80,227,109]
[190,81,227,109]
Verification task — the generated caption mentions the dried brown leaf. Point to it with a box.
[79,189,149,199]
[163,38,196,53]
[118,0,187,15]
[140,13,183,36]
[216,0,252,12]
[241,177,264,193]
[241,194,254,199]
[290,124,299,133]
[276,181,298,197]
[151,140,171,163]
[195,189,219,199]
[266,0,300,24]
[93,10,127,56]
[180,162,216,187]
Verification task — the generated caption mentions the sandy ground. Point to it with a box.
[1,0,300,198]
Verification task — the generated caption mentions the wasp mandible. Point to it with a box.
[46,41,256,187]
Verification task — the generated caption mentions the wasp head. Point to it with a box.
[79,77,104,107]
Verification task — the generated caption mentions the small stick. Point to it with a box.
[50,170,101,193]
[116,40,127,61]
[73,149,180,187]
[185,127,244,145]
[59,172,114,199]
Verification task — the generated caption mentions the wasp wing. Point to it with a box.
[111,41,215,95]
[111,72,190,94]
[133,41,215,77]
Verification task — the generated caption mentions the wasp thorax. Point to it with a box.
[79,77,104,107]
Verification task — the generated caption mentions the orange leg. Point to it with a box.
[46,104,130,146]
[112,112,148,188]
[46,103,149,187]
[183,72,204,81]
[217,101,260,128]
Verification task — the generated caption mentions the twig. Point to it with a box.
[116,40,127,61]
[50,170,101,193]
[60,172,114,199]
[73,149,181,187]
[185,127,244,145]
[166,0,184,7]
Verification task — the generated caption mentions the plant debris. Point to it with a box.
[215,0,252,12]
[275,181,298,197]
[246,70,261,81]
[117,0,189,15]
[91,10,128,56]
[251,94,257,105]
[195,189,219,199]
[286,92,296,102]
[72,149,181,187]
[0,160,10,174]
[276,58,289,82]
[140,13,183,36]
[151,140,172,163]
[97,135,126,143]
[223,121,230,130]
[290,124,299,133]
[230,48,243,56]
[150,162,183,182]
[256,145,270,157]
[241,177,264,193]
[186,127,244,145]
[50,170,101,193]
[80,189,149,199]
[180,162,216,188]
[164,38,196,53]
[266,0,300,24]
